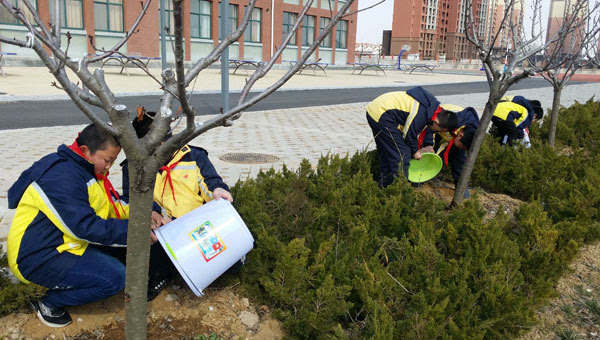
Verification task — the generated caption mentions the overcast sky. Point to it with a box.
[356,0,552,44]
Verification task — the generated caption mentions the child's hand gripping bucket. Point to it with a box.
[155,199,254,296]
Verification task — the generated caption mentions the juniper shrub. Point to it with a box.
[0,244,46,316]
[232,150,577,339]
[472,98,600,243]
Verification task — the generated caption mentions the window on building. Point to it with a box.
[335,19,347,49]
[0,0,37,25]
[282,12,296,45]
[164,0,174,34]
[303,0,317,8]
[301,15,314,46]
[337,0,347,12]
[219,3,238,40]
[319,17,331,48]
[191,0,211,38]
[244,7,261,42]
[49,0,83,29]
[94,0,123,32]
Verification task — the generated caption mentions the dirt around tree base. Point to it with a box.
[517,241,600,339]
[0,277,283,340]
[417,179,523,220]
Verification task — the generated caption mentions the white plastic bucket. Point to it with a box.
[155,199,254,296]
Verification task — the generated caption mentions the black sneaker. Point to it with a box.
[30,300,72,328]
[147,277,169,302]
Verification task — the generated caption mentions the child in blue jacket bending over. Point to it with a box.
[421,104,479,198]
[491,96,543,146]
[366,86,459,187]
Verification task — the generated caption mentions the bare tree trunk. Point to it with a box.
[452,86,503,206]
[548,85,562,148]
[124,160,159,340]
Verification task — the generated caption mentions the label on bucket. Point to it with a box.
[189,220,227,262]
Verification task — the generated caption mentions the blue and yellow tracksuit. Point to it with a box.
[7,145,128,288]
[433,105,480,184]
[122,145,229,219]
[366,86,441,186]
[492,96,535,145]
[121,145,233,284]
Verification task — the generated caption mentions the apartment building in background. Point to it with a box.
[0,0,358,65]
[389,0,522,61]
[546,0,587,59]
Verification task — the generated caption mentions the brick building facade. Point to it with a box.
[0,0,357,65]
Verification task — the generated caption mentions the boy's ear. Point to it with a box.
[79,144,91,156]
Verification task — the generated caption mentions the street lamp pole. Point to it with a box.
[221,0,230,113]
[159,0,167,71]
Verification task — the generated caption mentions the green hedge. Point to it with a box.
[232,159,576,338]
[0,245,46,316]
[472,98,600,241]
[231,98,600,339]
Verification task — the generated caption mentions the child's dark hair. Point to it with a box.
[460,126,476,149]
[132,108,172,140]
[529,100,544,119]
[132,110,155,138]
[437,109,459,130]
[76,123,120,154]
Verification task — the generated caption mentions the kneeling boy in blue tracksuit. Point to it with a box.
[7,124,167,327]
[366,87,459,187]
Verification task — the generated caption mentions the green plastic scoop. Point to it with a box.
[408,152,443,183]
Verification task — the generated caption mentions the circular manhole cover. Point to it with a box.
[219,152,280,164]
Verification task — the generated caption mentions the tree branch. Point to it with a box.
[183,0,259,86]
[31,38,116,134]
[14,0,55,45]
[88,0,153,63]
[452,0,564,206]
[343,0,383,18]
[0,35,29,47]
[0,0,56,52]
[172,0,195,135]
[182,0,357,143]
[237,0,318,104]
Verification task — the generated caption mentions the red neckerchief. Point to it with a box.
[95,172,123,219]
[160,160,180,205]
[68,137,86,159]
[68,139,123,219]
[443,138,455,167]
[442,127,462,167]
[417,106,442,149]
